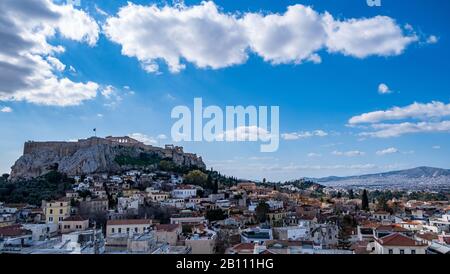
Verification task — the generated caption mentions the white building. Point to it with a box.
[374,233,428,254]
[171,187,197,199]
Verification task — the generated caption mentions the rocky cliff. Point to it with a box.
[9,136,205,181]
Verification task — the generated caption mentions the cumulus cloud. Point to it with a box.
[349,101,450,124]
[432,145,441,149]
[241,5,326,64]
[104,1,418,73]
[1,106,13,113]
[349,101,450,138]
[376,147,399,155]
[378,83,392,94]
[325,15,417,58]
[332,150,365,157]
[281,130,328,140]
[0,0,100,106]
[360,121,450,138]
[307,152,322,157]
[104,1,248,73]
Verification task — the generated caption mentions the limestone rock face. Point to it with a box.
[9,137,205,181]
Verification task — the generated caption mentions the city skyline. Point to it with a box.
[1,0,449,181]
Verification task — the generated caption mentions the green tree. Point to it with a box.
[183,170,208,187]
[206,209,227,222]
[158,160,176,171]
[212,179,219,194]
[337,227,352,250]
[362,189,369,211]
[255,201,270,223]
[348,189,354,199]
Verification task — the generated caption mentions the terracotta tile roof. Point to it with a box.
[377,233,427,247]
[107,219,152,226]
[351,240,371,254]
[416,233,438,242]
[63,215,88,222]
[376,224,409,232]
[155,224,180,232]
[0,224,32,237]
[232,243,255,251]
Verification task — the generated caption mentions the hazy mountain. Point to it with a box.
[309,167,450,190]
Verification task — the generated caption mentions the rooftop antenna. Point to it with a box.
[93,128,97,137]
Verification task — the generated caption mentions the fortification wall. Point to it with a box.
[21,137,205,168]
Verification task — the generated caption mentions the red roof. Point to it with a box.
[232,243,255,251]
[0,225,32,237]
[155,224,180,232]
[63,215,88,222]
[376,224,409,232]
[377,233,427,247]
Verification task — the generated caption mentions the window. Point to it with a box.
[127,228,130,232]
[59,209,63,214]
[49,217,53,222]
[112,228,115,233]
[49,209,53,214]
[135,227,138,232]
[388,249,393,254]
[400,249,404,254]
[411,250,416,254]
[118,228,122,233]
[60,203,63,206]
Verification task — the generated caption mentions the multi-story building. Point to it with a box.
[106,219,152,237]
[61,215,89,234]
[42,199,71,229]
[155,224,182,245]
[374,233,428,254]
[171,186,197,199]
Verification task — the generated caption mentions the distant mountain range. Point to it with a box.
[308,167,450,190]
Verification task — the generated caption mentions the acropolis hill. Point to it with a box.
[9,136,205,181]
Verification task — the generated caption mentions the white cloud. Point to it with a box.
[101,85,115,99]
[307,152,322,157]
[241,5,326,64]
[128,133,168,145]
[104,1,248,73]
[47,56,66,71]
[157,134,167,140]
[217,126,273,141]
[432,145,441,149]
[128,133,158,145]
[349,101,450,124]
[325,15,417,58]
[378,83,392,94]
[95,4,109,16]
[262,163,376,172]
[281,130,328,140]
[426,35,438,44]
[359,121,450,138]
[0,0,101,106]
[332,150,365,157]
[376,147,399,155]
[1,106,13,113]
[103,2,418,73]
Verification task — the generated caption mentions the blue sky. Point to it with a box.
[0,0,449,181]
